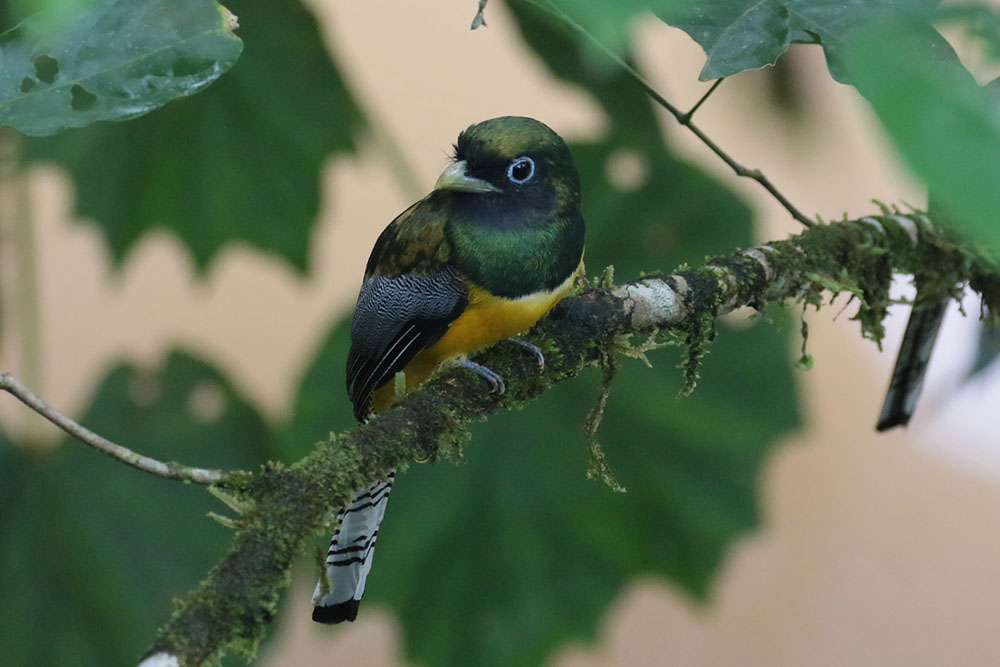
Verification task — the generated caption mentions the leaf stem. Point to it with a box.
[0,372,226,484]
[681,78,724,122]
[532,0,815,228]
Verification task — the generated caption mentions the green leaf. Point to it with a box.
[0,0,243,136]
[652,0,946,84]
[844,21,1000,249]
[0,351,271,666]
[23,0,363,272]
[785,0,943,82]
[656,0,791,80]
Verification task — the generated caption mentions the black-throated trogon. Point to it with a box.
[312,116,585,623]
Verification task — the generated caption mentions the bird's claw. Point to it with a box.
[459,359,505,395]
[507,337,545,368]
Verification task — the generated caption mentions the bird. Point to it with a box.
[311,116,586,623]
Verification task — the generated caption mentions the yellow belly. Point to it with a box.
[371,264,579,412]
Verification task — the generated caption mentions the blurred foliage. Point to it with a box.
[0,0,242,136]
[844,19,1000,255]
[5,0,1000,665]
[0,352,272,666]
[19,0,363,271]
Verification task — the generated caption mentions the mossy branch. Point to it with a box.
[141,212,999,666]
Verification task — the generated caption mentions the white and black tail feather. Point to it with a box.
[312,472,395,623]
[877,296,949,431]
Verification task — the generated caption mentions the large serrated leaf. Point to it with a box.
[657,0,791,80]
[653,0,946,84]
[785,0,943,82]
[0,351,272,666]
[22,0,363,272]
[0,0,242,136]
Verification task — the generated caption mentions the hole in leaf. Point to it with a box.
[20,77,35,92]
[70,84,97,110]
[32,55,58,83]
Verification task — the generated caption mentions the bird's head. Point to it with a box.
[434,116,581,216]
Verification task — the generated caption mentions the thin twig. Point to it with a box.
[0,372,226,484]
[532,0,815,229]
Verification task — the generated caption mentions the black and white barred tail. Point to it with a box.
[312,472,395,623]
[877,297,948,431]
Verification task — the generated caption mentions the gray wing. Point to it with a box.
[346,268,467,420]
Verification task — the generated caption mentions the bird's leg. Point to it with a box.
[459,359,506,395]
[505,337,545,368]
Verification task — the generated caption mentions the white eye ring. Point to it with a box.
[506,156,535,184]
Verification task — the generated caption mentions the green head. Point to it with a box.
[433,116,585,298]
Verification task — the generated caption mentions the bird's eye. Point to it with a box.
[506,156,535,184]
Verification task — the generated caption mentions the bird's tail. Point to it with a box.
[877,297,949,431]
[312,472,395,624]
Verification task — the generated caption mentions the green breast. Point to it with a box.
[444,192,584,298]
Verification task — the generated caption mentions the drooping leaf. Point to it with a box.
[0,0,242,136]
[656,0,791,80]
[844,21,1000,250]
[23,0,363,272]
[653,0,947,84]
[785,0,944,82]
[0,351,272,666]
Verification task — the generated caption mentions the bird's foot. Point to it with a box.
[506,337,545,368]
[459,359,505,395]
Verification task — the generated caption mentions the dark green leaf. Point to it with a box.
[0,0,242,136]
[785,0,944,82]
[657,0,791,80]
[23,0,363,271]
[844,22,1000,249]
[0,351,271,666]
[652,0,946,84]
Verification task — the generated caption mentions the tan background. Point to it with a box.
[5,1,1000,665]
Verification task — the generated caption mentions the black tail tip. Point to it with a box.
[312,600,361,624]
[876,411,911,432]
